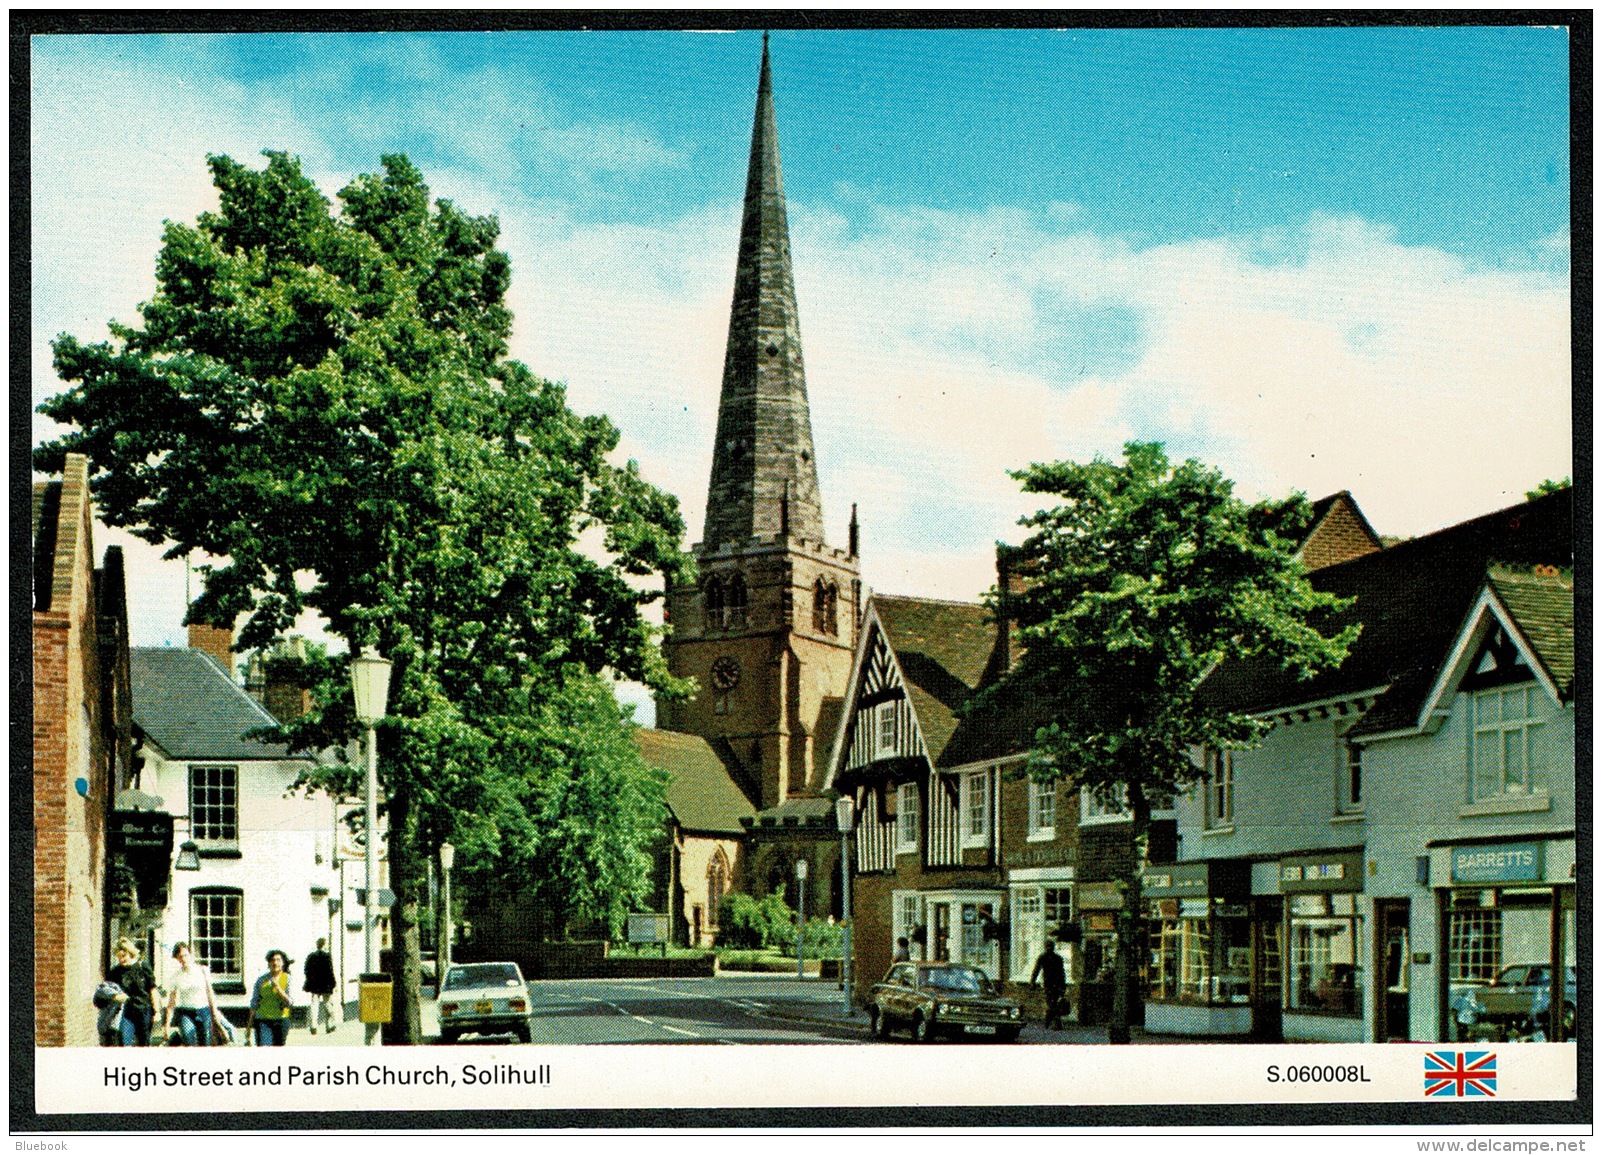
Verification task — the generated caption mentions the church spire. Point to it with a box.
[701,34,826,549]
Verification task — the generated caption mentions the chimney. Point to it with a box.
[262,636,312,724]
[188,623,235,676]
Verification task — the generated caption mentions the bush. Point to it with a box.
[800,917,843,958]
[717,891,796,949]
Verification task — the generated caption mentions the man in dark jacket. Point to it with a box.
[1031,938,1067,1030]
[302,939,339,1035]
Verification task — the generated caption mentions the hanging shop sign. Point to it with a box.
[1076,881,1126,911]
[1450,842,1544,885]
[111,810,174,854]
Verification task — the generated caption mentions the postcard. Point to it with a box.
[19,13,1582,1146]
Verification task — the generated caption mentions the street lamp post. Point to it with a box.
[795,859,808,981]
[438,842,455,982]
[835,796,854,1017]
[351,649,392,1048]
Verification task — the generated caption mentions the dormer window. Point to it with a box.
[1472,684,1545,799]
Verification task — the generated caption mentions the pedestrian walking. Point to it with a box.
[105,938,158,1046]
[302,938,339,1034]
[1030,938,1067,1030]
[247,949,296,1046]
[162,942,220,1046]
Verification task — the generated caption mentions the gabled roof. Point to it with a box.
[634,728,757,836]
[1488,566,1574,694]
[131,646,298,762]
[872,594,1005,766]
[1200,488,1574,722]
[1299,491,1384,570]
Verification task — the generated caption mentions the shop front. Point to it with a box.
[1141,860,1253,1036]
[890,888,1006,980]
[1435,837,1576,1043]
[1280,849,1367,1042]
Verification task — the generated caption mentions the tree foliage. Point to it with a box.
[36,151,694,1040]
[988,441,1358,813]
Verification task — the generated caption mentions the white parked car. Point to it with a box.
[437,962,533,1043]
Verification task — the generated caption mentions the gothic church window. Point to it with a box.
[813,579,839,636]
[725,575,748,628]
[703,578,725,630]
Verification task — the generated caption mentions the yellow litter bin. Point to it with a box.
[359,973,393,1024]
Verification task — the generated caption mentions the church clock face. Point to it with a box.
[710,656,742,692]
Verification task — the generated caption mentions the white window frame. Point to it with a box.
[892,891,924,959]
[1204,749,1234,830]
[1027,778,1056,840]
[1471,684,1546,800]
[1009,881,1074,981]
[1336,724,1364,814]
[875,701,899,757]
[895,782,919,854]
[189,763,240,847]
[1079,784,1129,825]
[961,770,990,848]
[189,887,244,989]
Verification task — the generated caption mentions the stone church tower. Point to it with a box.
[659,36,860,834]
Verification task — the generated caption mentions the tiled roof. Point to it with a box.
[1201,489,1573,724]
[131,647,297,761]
[1489,566,1575,694]
[747,794,836,829]
[867,594,1045,770]
[634,728,756,835]
[873,595,1004,764]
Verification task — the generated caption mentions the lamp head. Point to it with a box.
[350,649,393,725]
[439,842,455,871]
[835,794,854,833]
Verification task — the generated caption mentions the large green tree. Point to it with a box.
[36,151,693,1041]
[983,441,1358,1043]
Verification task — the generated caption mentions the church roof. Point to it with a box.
[701,33,826,549]
[634,728,757,835]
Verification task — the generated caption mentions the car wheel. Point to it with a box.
[440,1027,459,1045]
[514,1021,532,1044]
[913,1013,933,1044]
[996,1028,1021,1044]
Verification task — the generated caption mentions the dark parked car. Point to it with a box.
[868,961,1023,1043]
[438,962,533,1043]
[1451,964,1577,1042]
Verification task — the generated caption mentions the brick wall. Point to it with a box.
[1301,496,1382,571]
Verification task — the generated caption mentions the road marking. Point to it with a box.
[582,996,707,1040]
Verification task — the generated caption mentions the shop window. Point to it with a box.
[1010,885,1072,980]
[1472,684,1545,799]
[190,887,243,991]
[961,771,990,847]
[893,892,924,959]
[189,765,239,846]
[1448,906,1502,983]
[895,782,919,854]
[1205,749,1234,829]
[1286,893,1362,1015]
[1028,778,1056,839]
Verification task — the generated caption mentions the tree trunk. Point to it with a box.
[1108,786,1151,1045]
[387,786,425,1044]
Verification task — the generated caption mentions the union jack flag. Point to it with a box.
[1425,1050,1497,1097]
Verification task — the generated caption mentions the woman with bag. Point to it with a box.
[162,942,221,1046]
[246,949,296,1046]
[105,938,158,1046]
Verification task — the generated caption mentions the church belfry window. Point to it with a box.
[704,578,725,630]
[726,575,748,628]
[813,579,839,636]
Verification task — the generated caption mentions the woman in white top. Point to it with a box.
[163,942,221,1046]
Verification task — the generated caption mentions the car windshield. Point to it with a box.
[444,964,521,991]
[919,966,992,995]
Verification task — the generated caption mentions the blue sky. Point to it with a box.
[30,27,1573,714]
